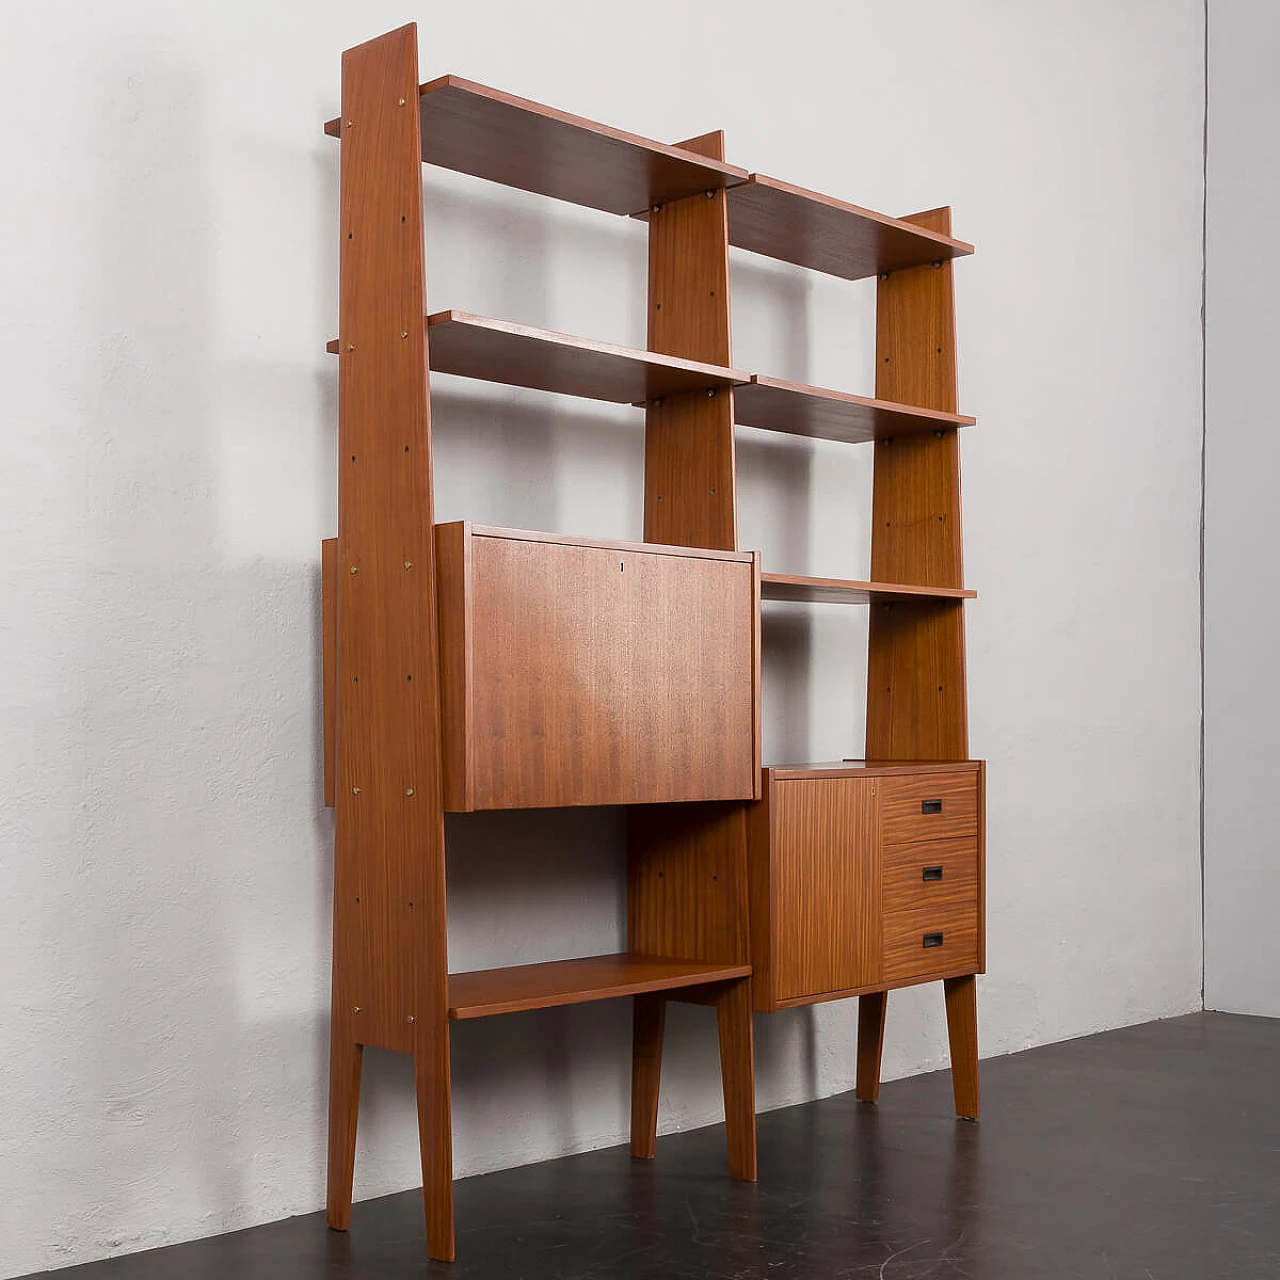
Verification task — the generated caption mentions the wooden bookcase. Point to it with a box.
[320,24,981,1261]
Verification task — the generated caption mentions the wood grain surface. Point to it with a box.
[424,310,747,403]
[866,207,968,763]
[447,953,751,1019]
[879,770,979,845]
[735,374,974,445]
[643,130,738,551]
[769,777,882,1002]
[882,836,979,912]
[762,571,974,606]
[327,24,453,1259]
[436,525,759,809]
[726,173,973,280]
[882,898,980,983]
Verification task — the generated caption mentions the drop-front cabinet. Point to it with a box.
[746,762,985,1011]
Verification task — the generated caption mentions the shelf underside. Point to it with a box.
[448,953,751,1020]
[324,78,971,276]
[735,377,974,444]
[761,572,975,605]
[327,314,972,442]
[726,175,972,280]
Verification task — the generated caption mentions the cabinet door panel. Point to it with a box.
[772,778,880,1001]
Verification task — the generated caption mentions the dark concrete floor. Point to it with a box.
[29,1011,1280,1279]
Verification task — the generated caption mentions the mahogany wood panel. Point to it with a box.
[882,836,979,912]
[436,525,759,809]
[880,771,979,845]
[644,130,738,551]
[322,537,336,808]
[326,78,748,212]
[882,898,980,984]
[944,974,980,1119]
[446,954,751,1019]
[977,761,988,974]
[866,208,968,763]
[627,802,751,966]
[735,375,974,445]
[762,571,975,606]
[325,1034,362,1230]
[329,25,453,1259]
[770,777,882,1003]
[726,174,973,280]
[714,978,758,1181]
[744,780,776,1009]
[630,993,665,1159]
[855,991,887,1103]
[432,520,471,811]
[770,963,987,1010]
[866,601,970,761]
[424,311,747,404]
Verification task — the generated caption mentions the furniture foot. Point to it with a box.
[415,1025,456,1262]
[714,978,757,1181]
[943,974,980,1120]
[630,993,666,1158]
[325,1031,362,1230]
[855,991,888,1102]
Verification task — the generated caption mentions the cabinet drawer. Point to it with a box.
[883,837,978,913]
[882,899,979,983]
[880,772,978,845]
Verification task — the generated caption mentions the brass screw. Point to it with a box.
[706,388,716,398]
[407,1015,415,1024]
[353,1005,361,1014]
[705,189,714,199]
[401,331,408,339]
[345,119,354,129]
[349,565,358,574]
[405,787,414,797]
[351,786,360,795]
[398,97,406,106]
[404,560,413,570]
[346,343,354,352]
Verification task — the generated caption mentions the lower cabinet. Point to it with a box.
[746,762,985,1011]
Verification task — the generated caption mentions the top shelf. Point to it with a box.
[324,78,971,275]
[326,75,747,216]
[726,177,973,280]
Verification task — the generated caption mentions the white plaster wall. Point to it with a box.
[0,2,1205,1274]
[1204,0,1280,1017]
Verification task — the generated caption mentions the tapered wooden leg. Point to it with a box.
[714,979,757,1181]
[415,1023,455,1262]
[943,975,980,1120]
[325,1031,363,1230]
[856,991,888,1103]
[631,993,666,1158]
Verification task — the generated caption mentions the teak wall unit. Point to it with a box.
[320,24,982,1261]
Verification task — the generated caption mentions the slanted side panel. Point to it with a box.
[866,207,968,760]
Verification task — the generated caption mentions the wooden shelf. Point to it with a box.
[768,760,981,780]
[326,75,748,216]
[761,572,975,605]
[735,376,974,444]
[426,311,747,403]
[726,175,973,280]
[447,953,752,1020]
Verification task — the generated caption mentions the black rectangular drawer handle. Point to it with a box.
[921,799,943,814]
[923,932,945,948]
[922,865,944,882]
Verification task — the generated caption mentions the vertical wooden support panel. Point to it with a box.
[322,537,337,808]
[866,207,968,761]
[329,24,454,1261]
[644,131,737,551]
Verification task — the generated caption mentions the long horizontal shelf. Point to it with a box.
[448,953,751,1020]
[325,75,747,216]
[329,312,747,404]
[769,760,981,780]
[761,572,976,605]
[726,174,974,280]
[735,377,974,444]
